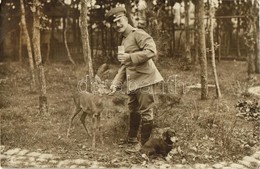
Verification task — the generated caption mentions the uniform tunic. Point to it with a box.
[112,28,163,121]
[112,28,163,92]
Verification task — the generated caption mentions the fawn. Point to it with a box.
[66,76,113,148]
[67,75,126,148]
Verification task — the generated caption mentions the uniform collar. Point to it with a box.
[122,25,137,38]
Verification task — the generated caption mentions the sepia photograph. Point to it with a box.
[0,0,260,168]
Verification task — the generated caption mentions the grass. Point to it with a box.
[0,58,259,166]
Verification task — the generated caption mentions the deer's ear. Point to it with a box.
[95,75,102,83]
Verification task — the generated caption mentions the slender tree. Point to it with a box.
[32,0,48,114]
[18,24,22,62]
[45,29,51,63]
[209,0,221,98]
[193,0,199,64]
[247,45,255,79]
[236,17,241,58]
[20,0,36,90]
[64,15,76,65]
[256,25,260,73]
[197,0,208,99]
[80,0,94,80]
[244,0,257,78]
[184,0,192,64]
[254,0,260,73]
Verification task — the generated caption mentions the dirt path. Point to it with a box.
[1,145,260,169]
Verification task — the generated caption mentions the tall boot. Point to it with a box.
[125,120,153,153]
[124,114,142,153]
[141,120,153,145]
[127,113,141,143]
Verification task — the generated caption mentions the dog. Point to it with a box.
[140,128,177,158]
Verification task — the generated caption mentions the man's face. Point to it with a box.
[111,16,128,33]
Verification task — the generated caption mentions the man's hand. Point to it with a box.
[117,53,131,65]
[108,85,117,95]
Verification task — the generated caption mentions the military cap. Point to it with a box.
[105,6,126,23]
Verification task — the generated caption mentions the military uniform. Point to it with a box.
[106,7,163,145]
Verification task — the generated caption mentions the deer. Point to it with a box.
[66,74,125,148]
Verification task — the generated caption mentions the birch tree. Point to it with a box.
[80,0,94,80]
[32,0,48,114]
[209,0,221,98]
[64,14,76,65]
[20,0,36,90]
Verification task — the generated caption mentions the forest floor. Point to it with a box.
[0,58,260,168]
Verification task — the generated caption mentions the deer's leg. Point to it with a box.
[67,106,82,137]
[80,111,92,137]
[92,114,97,148]
[97,113,104,145]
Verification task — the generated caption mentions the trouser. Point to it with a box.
[127,85,155,145]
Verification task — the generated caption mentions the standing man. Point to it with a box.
[106,6,163,151]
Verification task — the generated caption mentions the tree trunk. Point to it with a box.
[217,20,221,62]
[46,30,51,63]
[95,30,99,57]
[247,0,257,78]
[254,1,260,74]
[209,0,221,98]
[32,0,48,114]
[64,17,75,65]
[80,0,94,81]
[72,17,77,43]
[248,51,255,79]
[236,18,241,57]
[19,25,22,62]
[101,25,106,57]
[246,24,255,79]
[184,0,192,64]
[194,0,199,64]
[124,0,135,27]
[256,28,260,73]
[20,0,36,90]
[49,17,55,62]
[224,32,229,56]
[197,0,208,100]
